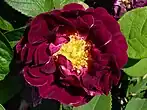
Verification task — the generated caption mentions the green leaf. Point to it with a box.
[119,7,147,59]
[123,58,147,77]
[53,0,85,9]
[4,26,25,42]
[62,104,72,110]
[0,17,14,31]
[0,104,5,110]
[73,94,112,110]
[4,26,25,48]
[0,32,12,81]
[125,98,147,110]
[0,76,23,104]
[127,77,147,96]
[4,0,55,17]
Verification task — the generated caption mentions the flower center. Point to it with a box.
[56,33,91,70]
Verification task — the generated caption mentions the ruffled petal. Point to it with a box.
[55,25,76,39]
[28,14,49,44]
[34,42,50,65]
[94,7,121,36]
[38,83,87,106]
[101,40,128,68]
[81,71,103,96]
[57,55,73,70]
[23,67,48,87]
[28,66,46,78]
[40,57,56,74]
[86,7,94,13]
[99,71,112,95]
[60,75,81,87]
[20,44,28,62]
[26,45,36,64]
[63,3,85,11]
[49,43,62,55]
[69,17,89,39]
[89,20,112,48]
[54,37,68,45]
[82,15,94,28]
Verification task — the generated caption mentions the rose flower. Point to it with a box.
[15,3,128,106]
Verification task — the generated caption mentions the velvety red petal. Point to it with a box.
[40,57,56,74]
[100,54,121,85]
[26,45,36,64]
[86,7,94,13]
[63,3,85,11]
[50,10,61,16]
[55,25,76,38]
[20,44,28,62]
[34,42,50,65]
[82,15,94,28]
[60,75,81,87]
[28,14,49,44]
[54,37,68,45]
[16,37,24,54]
[23,67,48,87]
[60,66,73,76]
[89,20,112,48]
[99,71,112,95]
[61,10,88,19]
[81,71,103,96]
[16,36,28,53]
[57,55,73,70]
[28,66,46,78]
[101,41,128,68]
[94,7,121,36]
[49,43,62,55]
[38,83,86,106]
[91,47,101,62]
[69,17,89,39]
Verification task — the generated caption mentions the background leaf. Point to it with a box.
[119,7,147,59]
[127,77,147,97]
[0,16,14,31]
[0,104,5,110]
[73,94,112,110]
[4,26,25,42]
[4,26,25,48]
[4,0,54,17]
[123,58,147,77]
[62,104,72,110]
[119,7,147,77]
[125,98,147,110]
[0,76,23,104]
[0,32,12,81]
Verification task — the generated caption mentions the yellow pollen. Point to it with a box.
[55,34,91,70]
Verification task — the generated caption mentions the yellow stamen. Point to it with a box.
[54,33,91,70]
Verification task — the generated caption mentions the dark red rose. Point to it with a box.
[16,3,128,106]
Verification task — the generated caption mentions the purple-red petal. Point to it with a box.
[28,14,49,44]
[49,43,62,55]
[82,15,94,28]
[89,20,112,48]
[38,83,86,106]
[63,3,85,11]
[57,55,73,70]
[54,37,68,45]
[40,57,56,74]
[34,42,50,65]
[28,66,46,78]
[23,67,48,87]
